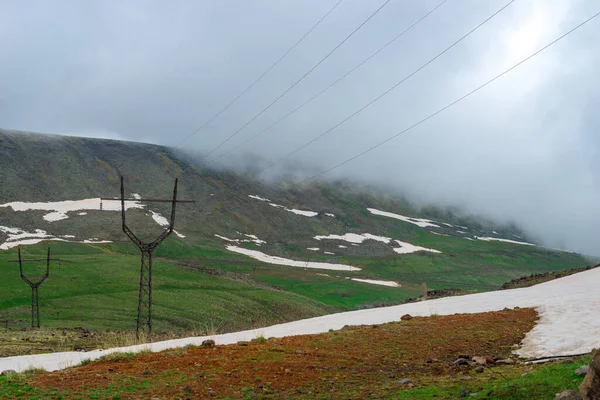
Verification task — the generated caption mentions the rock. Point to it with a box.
[400,314,413,321]
[473,356,487,365]
[426,358,439,364]
[458,354,471,360]
[237,341,249,346]
[555,390,582,400]
[201,339,215,347]
[284,368,291,374]
[485,356,495,364]
[1,370,16,376]
[580,349,600,400]
[564,360,575,365]
[576,366,590,377]
[396,378,411,385]
[207,389,216,396]
[475,366,484,373]
[143,369,153,375]
[495,358,515,365]
[454,358,470,366]
[493,356,505,362]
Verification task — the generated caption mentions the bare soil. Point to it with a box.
[33,308,537,399]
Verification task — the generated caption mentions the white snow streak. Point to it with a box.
[225,246,360,271]
[248,195,271,202]
[351,278,401,287]
[475,236,536,246]
[367,208,440,228]
[392,240,441,255]
[314,233,390,244]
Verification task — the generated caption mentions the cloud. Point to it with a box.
[1,0,599,255]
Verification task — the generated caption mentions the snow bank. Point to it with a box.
[0,198,144,222]
[0,226,112,250]
[2,267,599,372]
[314,233,390,244]
[367,208,440,228]
[351,278,401,287]
[225,245,360,271]
[269,203,318,217]
[392,240,441,255]
[475,236,536,246]
[248,195,271,202]
[214,233,265,246]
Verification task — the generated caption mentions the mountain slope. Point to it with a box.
[0,130,592,333]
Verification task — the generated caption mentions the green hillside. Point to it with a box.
[0,130,592,337]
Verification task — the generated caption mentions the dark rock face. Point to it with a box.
[580,350,600,400]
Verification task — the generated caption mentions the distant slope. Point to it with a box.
[0,129,593,329]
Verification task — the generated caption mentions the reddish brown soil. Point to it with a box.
[34,308,537,399]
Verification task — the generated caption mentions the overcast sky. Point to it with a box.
[1,0,599,255]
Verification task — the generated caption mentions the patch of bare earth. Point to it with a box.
[34,308,537,399]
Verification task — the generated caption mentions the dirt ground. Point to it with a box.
[32,308,537,399]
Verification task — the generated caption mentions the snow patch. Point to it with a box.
[475,236,536,246]
[324,252,335,255]
[314,233,390,244]
[338,245,347,249]
[392,240,441,255]
[214,234,265,246]
[307,247,320,251]
[225,246,360,271]
[268,203,318,217]
[367,208,440,228]
[0,226,112,250]
[351,278,401,288]
[248,195,271,202]
[4,268,600,372]
[325,213,336,218]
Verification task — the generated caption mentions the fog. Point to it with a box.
[1,0,599,255]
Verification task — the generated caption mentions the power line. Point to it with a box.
[173,0,345,150]
[299,8,600,183]
[209,0,450,163]
[201,0,395,159]
[230,0,516,175]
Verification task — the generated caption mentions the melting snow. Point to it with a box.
[325,213,336,218]
[314,233,390,244]
[215,234,265,246]
[324,252,335,255]
[430,232,449,236]
[225,246,360,271]
[248,194,271,202]
[351,278,401,288]
[269,203,318,217]
[442,223,453,227]
[367,208,440,228]
[307,248,320,251]
[0,226,112,250]
[475,236,536,246]
[392,240,441,255]
[4,268,600,372]
[338,245,347,249]
[456,230,467,234]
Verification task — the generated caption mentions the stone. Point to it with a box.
[454,358,469,366]
[475,366,484,373]
[555,390,582,400]
[580,349,600,400]
[396,378,411,385]
[495,358,515,365]
[201,339,215,347]
[472,356,487,365]
[400,314,413,321]
[458,354,471,360]
[1,370,16,376]
[485,356,495,364]
[493,356,505,362]
[575,366,589,377]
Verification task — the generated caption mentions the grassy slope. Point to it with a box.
[0,242,331,334]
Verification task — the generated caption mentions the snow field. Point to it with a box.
[3,267,598,373]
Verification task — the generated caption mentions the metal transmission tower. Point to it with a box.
[102,176,194,339]
[10,248,58,328]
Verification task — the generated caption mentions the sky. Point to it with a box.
[1,0,599,255]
